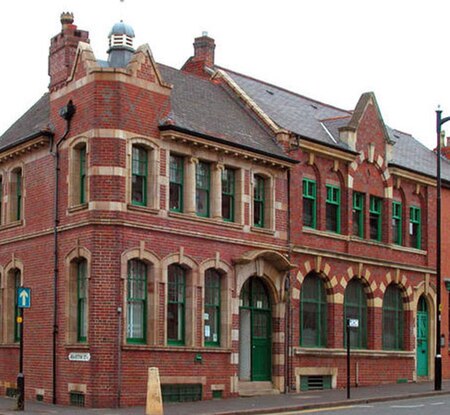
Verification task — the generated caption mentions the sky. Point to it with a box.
[1,0,449,150]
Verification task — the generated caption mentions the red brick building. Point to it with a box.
[0,13,443,408]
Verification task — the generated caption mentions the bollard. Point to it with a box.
[146,367,163,415]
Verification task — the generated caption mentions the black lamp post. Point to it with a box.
[435,108,449,391]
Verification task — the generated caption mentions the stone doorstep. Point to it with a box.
[238,381,280,397]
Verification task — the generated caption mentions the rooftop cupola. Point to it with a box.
[107,20,135,67]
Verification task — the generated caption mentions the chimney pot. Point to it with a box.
[60,12,74,30]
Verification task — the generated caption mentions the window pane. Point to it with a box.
[326,204,338,232]
[132,146,147,206]
[168,265,185,344]
[383,285,403,350]
[344,279,367,348]
[127,260,146,343]
[326,186,340,233]
[253,175,265,227]
[222,168,235,221]
[77,260,88,342]
[196,162,210,217]
[169,156,183,212]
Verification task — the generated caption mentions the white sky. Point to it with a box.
[1,0,449,149]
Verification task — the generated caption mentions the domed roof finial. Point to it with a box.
[107,20,135,67]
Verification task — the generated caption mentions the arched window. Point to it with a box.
[127,259,147,343]
[300,273,327,347]
[167,264,185,345]
[344,278,367,349]
[204,269,221,346]
[68,258,89,343]
[382,284,404,350]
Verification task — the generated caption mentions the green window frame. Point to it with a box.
[77,260,88,342]
[300,274,327,347]
[14,270,21,342]
[326,185,340,233]
[221,168,235,222]
[16,170,22,221]
[344,279,367,349]
[369,196,382,241]
[253,175,265,228]
[131,145,148,206]
[302,179,316,228]
[392,201,402,245]
[126,259,147,344]
[382,284,404,350]
[196,161,210,217]
[409,206,421,249]
[169,155,184,212]
[352,192,364,238]
[167,265,186,345]
[204,269,221,346]
[79,146,87,204]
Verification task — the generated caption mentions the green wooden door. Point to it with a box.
[417,297,428,377]
[240,277,272,381]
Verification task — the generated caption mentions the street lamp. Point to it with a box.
[435,108,449,391]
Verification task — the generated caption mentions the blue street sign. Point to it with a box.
[17,287,31,308]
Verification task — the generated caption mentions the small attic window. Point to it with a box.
[266,90,274,95]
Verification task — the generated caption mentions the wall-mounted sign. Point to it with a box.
[68,352,91,362]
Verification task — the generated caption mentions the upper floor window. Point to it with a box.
[409,206,421,249]
[300,273,327,347]
[79,146,87,204]
[392,201,402,245]
[127,259,147,344]
[131,145,148,206]
[9,168,22,222]
[352,192,364,238]
[369,196,382,241]
[382,284,404,350]
[167,264,186,345]
[169,155,183,212]
[196,161,210,217]
[204,269,221,346]
[0,175,3,225]
[326,185,340,233]
[253,175,265,228]
[221,168,235,222]
[303,179,316,228]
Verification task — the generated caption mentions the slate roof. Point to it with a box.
[157,64,288,160]
[0,93,50,151]
[221,67,450,181]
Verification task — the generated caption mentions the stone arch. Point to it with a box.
[3,257,24,344]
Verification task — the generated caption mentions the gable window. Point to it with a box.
[127,259,147,344]
[409,206,421,249]
[352,192,364,238]
[392,201,402,245]
[326,185,340,233]
[369,196,382,241]
[221,168,235,222]
[303,179,316,228]
[77,260,88,342]
[300,274,327,347]
[167,265,186,345]
[204,269,221,346]
[344,279,367,349]
[253,175,265,228]
[131,145,148,206]
[382,284,404,350]
[169,155,183,212]
[196,161,210,217]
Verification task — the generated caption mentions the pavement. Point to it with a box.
[0,380,450,415]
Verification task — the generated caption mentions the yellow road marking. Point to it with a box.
[269,405,356,414]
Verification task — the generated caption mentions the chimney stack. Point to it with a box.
[182,32,216,77]
[48,12,90,91]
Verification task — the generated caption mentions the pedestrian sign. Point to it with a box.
[17,287,31,308]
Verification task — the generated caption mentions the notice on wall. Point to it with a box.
[68,352,91,362]
[204,325,211,337]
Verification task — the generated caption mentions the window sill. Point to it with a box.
[0,220,23,231]
[294,346,414,358]
[349,236,427,255]
[65,343,90,350]
[250,226,275,235]
[168,211,244,230]
[303,227,348,241]
[67,203,88,214]
[122,344,232,353]
[0,343,20,348]
[127,203,159,215]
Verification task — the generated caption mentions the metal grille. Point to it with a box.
[69,391,85,407]
[300,375,331,391]
[161,384,202,403]
[6,388,18,398]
